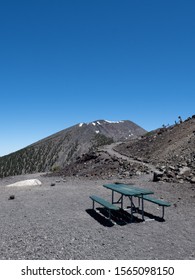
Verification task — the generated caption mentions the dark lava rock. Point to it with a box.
[153,172,163,182]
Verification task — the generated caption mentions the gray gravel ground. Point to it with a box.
[0,173,194,260]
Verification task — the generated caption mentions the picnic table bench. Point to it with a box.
[90,195,120,221]
[138,195,171,219]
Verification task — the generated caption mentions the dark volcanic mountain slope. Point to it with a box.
[115,117,195,165]
[0,120,146,177]
[114,116,195,182]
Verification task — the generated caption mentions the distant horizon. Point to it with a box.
[0,0,194,156]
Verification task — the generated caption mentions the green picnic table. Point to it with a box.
[90,183,171,223]
[103,183,154,221]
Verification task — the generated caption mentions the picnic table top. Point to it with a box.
[103,183,154,196]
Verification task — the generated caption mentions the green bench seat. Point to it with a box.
[142,195,171,207]
[138,195,171,219]
[90,195,119,221]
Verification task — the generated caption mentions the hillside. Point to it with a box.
[114,116,195,183]
[0,119,146,177]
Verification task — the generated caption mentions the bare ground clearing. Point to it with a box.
[0,173,194,260]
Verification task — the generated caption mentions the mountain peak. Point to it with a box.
[0,119,147,177]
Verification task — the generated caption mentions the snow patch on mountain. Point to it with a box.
[105,120,124,124]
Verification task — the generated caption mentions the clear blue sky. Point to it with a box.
[0,0,194,156]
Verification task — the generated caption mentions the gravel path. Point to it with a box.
[0,173,194,260]
[98,143,158,172]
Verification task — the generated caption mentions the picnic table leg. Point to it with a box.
[138,197,141,208]
[162,206,165,219]
[121,195,123,209]
[130,196,133,222]
[112,190,114,204]
[92,200,95,210]
[108,209,111,221]
[141,194,144,221]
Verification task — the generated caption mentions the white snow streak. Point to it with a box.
[105,120,124,124]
